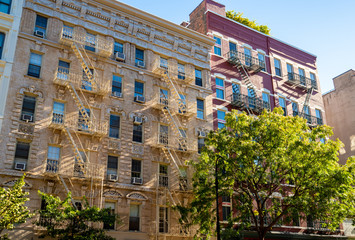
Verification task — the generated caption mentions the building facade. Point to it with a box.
[0,0,25,132]
[323,69,355,165]
[0,0,214,239]
[187,0,337,239]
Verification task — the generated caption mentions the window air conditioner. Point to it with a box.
[131,177,143,185]
[34,30,45,38]
[15,162,26,170]
[22,114,33,122]
[133,116,143,125]
[115,52,125,61]
[112,91,123,98]
[108,174,118,182]
[136,60,145,68]
[198,131,206,138]
[134,96,145,103]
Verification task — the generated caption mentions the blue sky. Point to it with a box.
[117,0,355,93]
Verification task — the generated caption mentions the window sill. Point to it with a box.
[133,101,146,106]
[109,95,124,100]
[273,75,283,80]
[196,117,208,122]
[24,75,42,81]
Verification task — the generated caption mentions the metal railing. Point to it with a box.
[46,159,59,173]
[227,50,266,72]
[231,93,270,112]
[287,72,317,90]
[294,112,323,126]
[159,175,169,187]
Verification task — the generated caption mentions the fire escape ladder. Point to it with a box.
[71,42,98,90]
[301,87,314,115]
[59,175,78,209]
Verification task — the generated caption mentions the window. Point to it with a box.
[315,109,323,125]
[244,48,252,66]
[0,33,5,59]
[222,196,231,221]
[292,212,300,227]
[178,94,187,114]
[21,95,36,122]
[85,33,96,52]
[229,42,237,52]
[178,128,187,150]
[303,105,311,124]
[159,164,168,187]
[195,69,202,86]
[159,207,169,233]
[213,36,221,56]
[178,63,185,80]
[279,97,287,116]
[78,108,90,131]
[179,168,188,190]
[46,146,60,173]
[160,57,168,69]
[74,151,86,176]
[160,88,169,106]
[134,81,144,98]
[109,114,120,138]
[133,123,143,143]
[258,53,265,71]
[82,69,93,91]
[310,72,317,89]
[57,60,70,81]
[196,99,204,119]
[107,155,118,176]
[248,88,256,109]
[129,204,140,231]
[112,75,122,97]
[34,15,47,37]
[0,0,11,14]
[28,52,42,78]
[287,63,293,80]
[217,110,226,129]
[103,202,115,230]
[135,48,144,67]
[232,83,240,101]
[292,102,298,116]
[159,125,169,145]
[274,58,281,77]
[215,77,224,99]
[14,142,30,170]
[262,92,270,109]
[52,101,64,124]
[131,159,142,179]
[114,42,123,54]
[198,138,205,154]
[298,68,306,86]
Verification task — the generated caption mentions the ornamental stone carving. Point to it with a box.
[126,192,148,201]
[103,189,123,199]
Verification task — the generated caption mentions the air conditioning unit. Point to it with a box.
[133,116,143,125]
[131,177,143,185]
[21,114,33,122]
[198,131,206,138]
[115,51,125,61]
[134,96,145,103]
[112,91,123,98]
[14,162,26,170]
[34,30,45,38]
[108,174,118,182]
[136,60,145,68]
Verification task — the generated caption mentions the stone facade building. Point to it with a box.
[0,0,25,132]
[323,69,355,165]
[187,0,337,239]
[0,0,214,239]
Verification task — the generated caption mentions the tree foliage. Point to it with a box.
[36,192,119,240]
[0,174,33,239]
[226,11,271,35]
[178,108,355,240]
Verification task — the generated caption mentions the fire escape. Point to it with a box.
[48,26,112,207]
[226,50,268,114]
[152,60,196,237]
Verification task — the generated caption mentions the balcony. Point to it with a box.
[53,67,110,95]
[230,93,270,113]
[152,131,196,153]
[45,159,59,174]
[159,175,169,187]
[227,51,265,73]
[63,115,108,137]
[294,112,323,126]
[152,94,170,110]
[286,73,317,90]
[59,26,113,58]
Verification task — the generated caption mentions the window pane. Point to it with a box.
[262,93,269,103]
[15,142,30,160]
[135,49,144,60]
[133,124,143,142]
[232,83,240,94]
[47,146,60,160]
[197,99,204,119]
[0,3,10,14]
[214,36,221,45]
[114,42,123,53]
[216,78,224,87]
[132,159,141,173]
[107,156,118,169]
[229,42,236,51]
[134,81,144,97]
[216,89,224,99]
[30,53,42,66]
[53,102,64,114]
[195,69,202,86]
[36,15,48,28]
[109,114,120,138]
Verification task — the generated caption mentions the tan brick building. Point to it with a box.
[0,0,214,239]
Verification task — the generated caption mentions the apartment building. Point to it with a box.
[0,0,25,132]
[187,0,335,239]
[323,69,355,165]
[0,0,214,239]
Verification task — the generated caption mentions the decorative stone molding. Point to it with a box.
[18,123,35,135]
[129,112,147,122]
[132,143,144,155]
[103,189,123,200]
[19,86,43,98]
[126,192,148,201]
[2,179,32,188]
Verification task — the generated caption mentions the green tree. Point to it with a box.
[178,108,355,240]
[36,192,119,240]
[226,11,271,35]
[0,174,33,239]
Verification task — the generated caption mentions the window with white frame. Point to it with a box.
[215,77,225,99]
[298,68,306,86]
[287,63,293,80]
[129,204,140,231]
[292,102,298,116]
[28,52,42,78]
[178,63,185,80]
[46,146,60,173]
[279,97,287,116]
[213,36,222,56]
[310,72,317,89]
[0,0,11,14]
[14,141,30,170]
[52,101,64,124]
[244,48,252,66]
[109,114,120,139]
[107,155,118,176]
[21,95,36,122]
[222,196,231,221]
[262,92,270,109]
[217,110,226,129]
[34,15,48,38]
[112,75,122,97]
[196,99,204,119]
[315,109,322,125]
[274,58,281,77]
[159,207,169,233]
[195,69,202,86]
[258,53,265,71]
